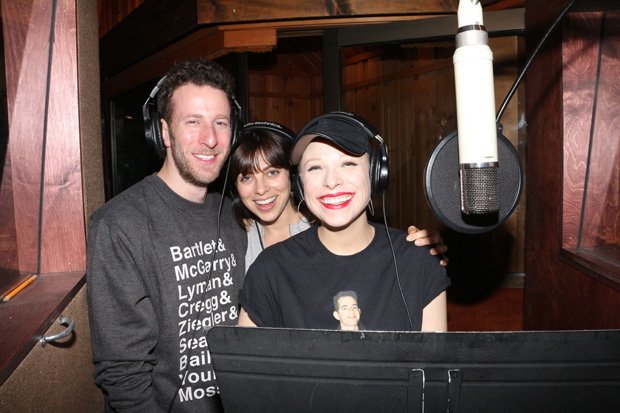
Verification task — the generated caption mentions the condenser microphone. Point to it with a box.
[453,0,499,214]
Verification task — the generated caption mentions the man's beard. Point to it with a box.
[169,131,230,187]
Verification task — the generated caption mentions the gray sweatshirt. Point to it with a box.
[87,174,246,412]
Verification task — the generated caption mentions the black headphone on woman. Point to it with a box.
[294,112,390,199]
[242,121,295,144]
[142,75,243,159]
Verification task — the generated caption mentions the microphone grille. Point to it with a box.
[460,167,499,214]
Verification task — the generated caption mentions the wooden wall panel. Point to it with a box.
[2,0,50,273]
[41,0,85,273]
[0,14,18,270]
[248,73,310,131]
[0,151,17,269]
[247,55,323,132]
[248,72,267,120]
[560,11,620,287]
[562,13,599,249]
[0,0,99,394]
[308,74,323,118]
[2,0,86,274]
[580,11,620,249]
[524,0,620,330]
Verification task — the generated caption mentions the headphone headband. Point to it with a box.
[243,121,295,142]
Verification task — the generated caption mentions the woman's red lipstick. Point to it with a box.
[318,192,354,209]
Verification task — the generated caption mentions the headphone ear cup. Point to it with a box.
[146,111,166,159]
[369,149,380,196]
[230,113,241,152]
[369,148,389,196]
[378,148,390,192]
[143,75,168,159]
[229,96,243,152]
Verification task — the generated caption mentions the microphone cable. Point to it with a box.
[381,191,415,331]
[496,0,576,123]
[37,0,58,275]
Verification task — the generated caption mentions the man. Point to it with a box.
[333,291,366,331]
[87,59,247,412]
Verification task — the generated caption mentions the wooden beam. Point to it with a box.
[100,0,460,80]
[337,8,525,47]
[482,0,526,10]
[101,26,277,100]
[197,0,459,24]
[237,15,448,33]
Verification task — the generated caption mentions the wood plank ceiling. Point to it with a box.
[99,0,526,98]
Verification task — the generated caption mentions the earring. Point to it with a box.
[297,199,306,222]
[368,198,375,216]
[296,199,316,224]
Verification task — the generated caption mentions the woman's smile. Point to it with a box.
[318,193,354,209]
[254,195,278,211]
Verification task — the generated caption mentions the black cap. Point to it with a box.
[291,117,371,165]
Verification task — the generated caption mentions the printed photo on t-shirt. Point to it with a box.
[332,290,366,331]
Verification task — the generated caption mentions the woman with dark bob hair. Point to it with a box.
[229,122,311,272]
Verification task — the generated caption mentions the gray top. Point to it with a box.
[87,174,247,412]
[245,217,312,272]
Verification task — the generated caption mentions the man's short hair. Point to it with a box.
[157,59,235,124]
[333,290,358,311]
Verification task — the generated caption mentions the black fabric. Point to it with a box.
[240,222,450,331]
[291,115,372,165]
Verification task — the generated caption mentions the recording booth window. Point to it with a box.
[560,10,620,290]
[106,84,164,199]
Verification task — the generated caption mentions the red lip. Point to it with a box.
[318,192,354,210]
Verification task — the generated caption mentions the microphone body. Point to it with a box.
[453,0,499,214]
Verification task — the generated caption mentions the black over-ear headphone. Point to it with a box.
[294,112,390,199]
[142,75,243,159]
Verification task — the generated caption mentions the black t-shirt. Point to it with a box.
[240,222,450,331]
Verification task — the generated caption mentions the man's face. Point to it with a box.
[333,296,361,329]
[162,83,232,188]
